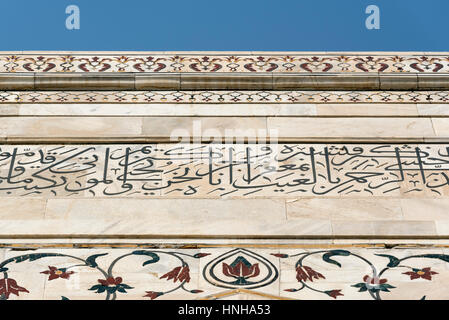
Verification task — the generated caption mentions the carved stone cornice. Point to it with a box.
[0,72,448,91]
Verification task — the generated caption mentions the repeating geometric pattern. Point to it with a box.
[1,54,449,73]
[1,90,449,103]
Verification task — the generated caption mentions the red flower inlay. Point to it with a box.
[98,276,122,286]
[0,278,29,299]
[222,261,260,279]
[296,266,325,282]
[41,266,75,281]
[143,291,164,300]
[403,268,438,281]
[160,266,191,283]
[326,289,344,299]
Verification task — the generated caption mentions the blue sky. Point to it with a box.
[1,0,448,51]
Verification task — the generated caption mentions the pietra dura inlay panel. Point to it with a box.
[0,143,448,198]
[1,245,449,300]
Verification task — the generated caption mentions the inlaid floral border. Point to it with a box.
[1,246,448,300]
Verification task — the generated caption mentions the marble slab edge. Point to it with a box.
[1,73,449,91]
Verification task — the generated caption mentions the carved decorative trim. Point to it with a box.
[1,54,449,73]
[1,90,449,103]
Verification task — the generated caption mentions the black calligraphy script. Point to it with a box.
[0,144,447,197]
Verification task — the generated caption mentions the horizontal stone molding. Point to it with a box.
[0,116,446,142]
[6,103,449,117]
[3,103,449,117]
[0,220,442,238]
[1,73,449,91]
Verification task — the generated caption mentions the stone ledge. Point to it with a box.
[0,198,449,238]
[0,116,443,143]
[8,103,437,117]
[1,73,449,91]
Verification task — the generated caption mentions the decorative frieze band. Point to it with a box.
[1,90,449,104]
[1,54,449,73]
[0,143,448,198]
[1,245,449,300]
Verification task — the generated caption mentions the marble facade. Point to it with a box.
[0,52,449,299]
